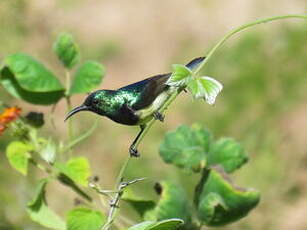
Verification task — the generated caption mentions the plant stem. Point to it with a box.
[29,158,52,174]
[30,157,93,202]
[102,178,145,230]
[63,118,99,152]
[131,14,307,152]
[101,156,131,230]
[89,181,135,227]
[90,156,135,229]
[115,156,131,186]
[193,14,307,75]
[65,69,73,147]
[132,89,181,151]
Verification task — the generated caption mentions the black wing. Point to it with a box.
[131,73,170,110]
[119,56,205,110]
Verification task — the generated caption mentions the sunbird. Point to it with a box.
[65,57,205,157]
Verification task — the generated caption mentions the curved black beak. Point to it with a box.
[64,105,89,122]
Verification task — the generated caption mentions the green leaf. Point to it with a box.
[128,219,184,230]
[56,157,91,186]
[208,138,248,173]
[57,173,92,202]
[145,181,191,227]
[186,79,199,96]
[40,138,57,165]
[67,207,105,230]
[3,53,64,92]
[159,124,211,172]
[197,192,228,224]
[6,141,33,175]
[27,179,66,230]
[69,61,105,95]
[187,77,223,105]
[166,64,192,87]
[122,190,156,218]
[0,53,65,105]
[53,33,80,69]
[150,219,184,230]
[128,221,155,230]
[197,167,260,226]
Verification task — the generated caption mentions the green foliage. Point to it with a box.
[128,219,184,230]
[66,207,105,230]
[187,77,223,105]
[0,53,65,105]
[57,173,92,202]
[69,61,105,95]
[156,124,258,228]
[165,62,223,105]
[197,167,260,226]
[122,191,156,218]
[159,124,211,172]
[27,179,66,230]
[207,138,248,173]
[159,124,249,174]
[6,141,33,175]
[166,64,192,87]
[124,182,193,229]
[53,33,80,69]
[145,182,192,225]
[56,157,91,186]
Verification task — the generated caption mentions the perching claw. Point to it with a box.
[129,146,140,157]
[153,111,165,122]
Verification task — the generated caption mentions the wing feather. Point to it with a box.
[132,73,170,110]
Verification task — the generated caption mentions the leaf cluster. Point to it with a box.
[166,64,223,105]
[0,33,105,105]
[122,124,260,229]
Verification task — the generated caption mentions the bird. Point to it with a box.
[65,57,205,157]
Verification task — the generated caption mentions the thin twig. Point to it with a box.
[63,119,99,152]
[89,180,135,227]
[50,102,58,130]
[29,158,52,174]
[29,157,93,202]
[131,88,181,152]
[193,14,307,75]
[102,178,146,230]
[65,69,73,152]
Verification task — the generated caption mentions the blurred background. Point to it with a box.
[1,0,307,229]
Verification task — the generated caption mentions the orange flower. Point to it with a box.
[0,123,7,135]
[0,107,22,124]
[0,107,21,135]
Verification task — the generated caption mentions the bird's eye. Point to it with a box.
[92,99,99,105]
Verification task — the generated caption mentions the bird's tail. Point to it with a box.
[185,57,205,70]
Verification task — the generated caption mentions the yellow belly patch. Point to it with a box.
[135,87,174,124]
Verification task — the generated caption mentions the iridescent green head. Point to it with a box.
[65,90,115,121]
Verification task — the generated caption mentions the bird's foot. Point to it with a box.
[153,111,164,122]
[129,146,140,157]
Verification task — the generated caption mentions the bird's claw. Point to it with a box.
[153,111,164,122]
[129,146,140,157]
